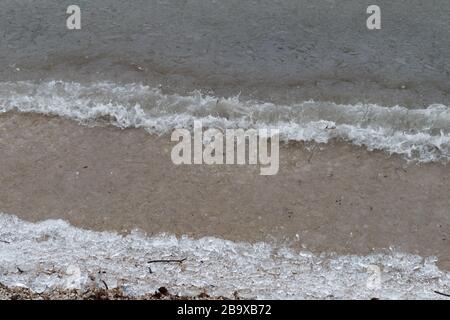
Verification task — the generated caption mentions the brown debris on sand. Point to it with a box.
[0,283,229,300]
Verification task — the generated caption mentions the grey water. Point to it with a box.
[1,0,449,107]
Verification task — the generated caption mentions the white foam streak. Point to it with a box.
[1,81,449,162]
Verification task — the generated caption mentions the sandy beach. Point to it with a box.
[0,112,448,271]
[1,0,450,299]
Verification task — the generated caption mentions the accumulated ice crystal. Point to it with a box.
[0,213,449,299]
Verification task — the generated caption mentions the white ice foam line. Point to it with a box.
[1,81,450,162]
[0,213,449,299]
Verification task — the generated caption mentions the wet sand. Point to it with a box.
[0,112,449,270]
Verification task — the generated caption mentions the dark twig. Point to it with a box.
[0,240,10,244]
[148,258,187,264]
[434,290,450,297]
[101,280,109,291]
